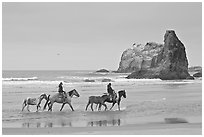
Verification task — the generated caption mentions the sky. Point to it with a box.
[2,2,202,70]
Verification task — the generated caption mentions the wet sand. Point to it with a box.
[3,122,201,135]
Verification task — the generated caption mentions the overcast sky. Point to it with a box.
[2,2,202,70]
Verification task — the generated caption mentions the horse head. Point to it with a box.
[69,89,80,97]
[39,93,49,100]
[118,90,126,98]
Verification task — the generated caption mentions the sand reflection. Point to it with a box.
[88,119,121,127]
[22,119,121,128]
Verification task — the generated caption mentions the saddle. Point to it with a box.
[58,92,67,98]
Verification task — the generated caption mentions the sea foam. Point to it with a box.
[2,77,38,81]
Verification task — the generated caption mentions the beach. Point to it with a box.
[2,70,202,135]
[3,123,201,135]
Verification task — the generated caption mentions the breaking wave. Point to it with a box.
[2,77,38,81]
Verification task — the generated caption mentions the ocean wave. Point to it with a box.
[114,78,162,82]
[2,77,201,86]
[58,75,115,82]
[2,77,38,81]
[2,80,62,85]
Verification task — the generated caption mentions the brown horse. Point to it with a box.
[22,93,48,112]
[43,89,80,111]
[85,95,109,111]
[98,90,126,111]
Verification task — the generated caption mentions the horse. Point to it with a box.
[98,90,126,111]
[85,95,109,111]
[43,89,80,111]
[22,93,48,112]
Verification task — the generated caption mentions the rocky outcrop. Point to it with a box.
[117,42,164,73]
[193,72,202,77]
[188,66,202,78]
[101,78,113,82]
[96,69,109,73]
[119,30,192,80]
[84,79,95,82]
[188,66,202,73]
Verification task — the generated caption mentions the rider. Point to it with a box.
[107,83,116,101]
[58,82,67,103]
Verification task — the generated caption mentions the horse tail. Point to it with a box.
[43,95,50,110]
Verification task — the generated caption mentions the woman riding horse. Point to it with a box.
[43,89,80,111]
[98,90,126,111]
[58,82,67,103]
[107,83,117,101]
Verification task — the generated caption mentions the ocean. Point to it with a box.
[2,70,202,128]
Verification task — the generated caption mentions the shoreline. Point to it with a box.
[3,123,202,135]
[2,72,202,135]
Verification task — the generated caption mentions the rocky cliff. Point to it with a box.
[118,30,192,80]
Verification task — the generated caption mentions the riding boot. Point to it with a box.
[62,92,67,103]
[63,97,66,103]
[109,95,112,101]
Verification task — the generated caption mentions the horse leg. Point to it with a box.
[48,102,53,111]
[43,95,50,110]
[27,105,30,112]
[118,101,121,111]
[47,102,50,111]
[85,101,90,111]
[22,104,26,111]
[98,103,101,111]
[22,105,26,111]
[91,103,94,111]
[110,102,116,110]
[36,103,41,112]
[22,100,27,111]
[68,103,74,111]
[95,104,98,110]
[102,103,107,111]
[60,103,65,111]
[36,105,39,112]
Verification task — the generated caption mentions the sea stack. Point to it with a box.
[157,30,190,80]
[118,30,192,80]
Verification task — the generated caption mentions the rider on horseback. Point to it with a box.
[107,83,117,101]
[58,82,67,103]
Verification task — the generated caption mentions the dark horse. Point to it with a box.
[99,90,126,111]
[85,95,109,111]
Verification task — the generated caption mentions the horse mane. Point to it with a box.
[68,89,76,96]
[118,90,126,97]
[118,90,125,94]
[68,90,73,96]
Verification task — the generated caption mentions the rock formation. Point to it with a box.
[117,42,164,73]
[193,72,202,77]
[188,66,202,73]
[118,30,192,80]
[96,69,109,73]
